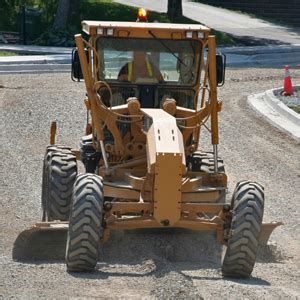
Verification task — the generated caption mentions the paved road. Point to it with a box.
[114,0,300,45]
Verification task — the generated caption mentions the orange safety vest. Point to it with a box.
[128,60,153,81]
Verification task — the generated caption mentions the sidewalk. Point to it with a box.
[114,0,300,45]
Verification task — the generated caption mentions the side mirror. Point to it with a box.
[71,48,89,82]
[216,53,226,87]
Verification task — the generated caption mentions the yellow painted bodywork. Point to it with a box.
[81,21,210,38]
[73,20,230,242]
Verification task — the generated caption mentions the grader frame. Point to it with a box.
[72,21,228,242]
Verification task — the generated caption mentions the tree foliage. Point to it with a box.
[0,1,28,31]
[0,0,56,32]
[0,0,190,46]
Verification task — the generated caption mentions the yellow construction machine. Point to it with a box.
[21,9,281,278]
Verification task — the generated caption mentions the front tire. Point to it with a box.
[222,181,264,278]
[66,174,104,272]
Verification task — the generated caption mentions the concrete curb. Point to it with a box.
[0,54,71,65]
[0,54,71,74]
[0,64,70,75]
[264,89,300,126]
[0,44,72,55]
[248,87,300,143]
[0,69,70,75]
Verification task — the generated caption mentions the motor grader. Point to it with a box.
[26,9,281,278]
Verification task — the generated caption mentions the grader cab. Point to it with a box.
[23,10,282,278]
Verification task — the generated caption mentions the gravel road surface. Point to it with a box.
[0,68,300,298]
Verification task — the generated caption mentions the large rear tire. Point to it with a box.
[222,181,264,278]
[41,145,77,221]
[187,151,225,173]
[187,151,226,203]
[66,174,104,272]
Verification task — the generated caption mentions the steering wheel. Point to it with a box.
[94,81,113,108]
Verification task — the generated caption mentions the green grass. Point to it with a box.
[289,106,300,114]
[0,51,18,56]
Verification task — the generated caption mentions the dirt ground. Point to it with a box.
[0,68,299,299]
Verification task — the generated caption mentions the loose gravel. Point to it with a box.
[0,68,299,299]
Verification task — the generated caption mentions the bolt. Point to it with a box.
[160,219,170,226]
[223,204,231,212]
[104,202,112,211]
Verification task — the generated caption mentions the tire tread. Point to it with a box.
[66,174,104,272]
[222,181,264,278]
[41,145,77,221]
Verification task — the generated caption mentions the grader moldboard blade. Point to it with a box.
[13,222,69,261]
[260,221,283,244]
[13,221,282,261]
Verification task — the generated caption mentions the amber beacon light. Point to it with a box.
[137,8,148,22]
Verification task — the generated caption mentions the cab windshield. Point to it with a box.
[96,37,201,86]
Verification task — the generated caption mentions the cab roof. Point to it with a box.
[81,21,211,39]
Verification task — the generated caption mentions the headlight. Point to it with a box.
[97,28,104,35]
[198,32,204,39]
[107,28,114,36]
[186,31,193,38]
